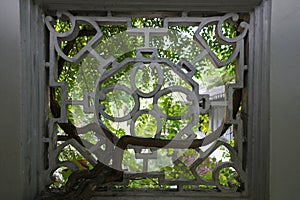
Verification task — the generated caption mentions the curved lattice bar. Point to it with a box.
[43,11,249,198]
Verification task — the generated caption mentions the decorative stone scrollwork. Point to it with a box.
[194,13,249,68]
[44,11,249,198]
[45,12,103,64]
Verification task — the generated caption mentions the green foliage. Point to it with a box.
[128,178,160,189]
[162,162,194,180]
[51,144,93,188]
[200,22,237,61]
[158,92,191,117]
[195,22,237,89]
[52,16,240,190]
[54,18,72,33]
[218,167,240,188]
[135,64,159,94]
[132,18,163,28]
[135,114,158,137]
[50,166,71,188]
[199,114,211,134]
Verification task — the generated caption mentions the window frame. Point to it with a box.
[20,0,271,199]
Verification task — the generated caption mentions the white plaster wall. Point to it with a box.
[270,0,300,199]
[0,0,21,199]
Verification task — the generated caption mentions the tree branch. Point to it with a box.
[46,24,244,199]
[40,162,123,200]
[50,29,97,146]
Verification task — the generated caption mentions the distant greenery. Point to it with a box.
[51,16,240,190]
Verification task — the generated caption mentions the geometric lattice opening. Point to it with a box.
[43,11,249,199]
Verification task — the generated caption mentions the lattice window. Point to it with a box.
[42,11,249,199]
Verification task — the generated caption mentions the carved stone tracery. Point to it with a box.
[43,12,249,198]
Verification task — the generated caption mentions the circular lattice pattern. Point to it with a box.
[95,58,201,140]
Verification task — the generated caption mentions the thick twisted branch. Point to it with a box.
[47,24,243,199]
[50,28,97,146]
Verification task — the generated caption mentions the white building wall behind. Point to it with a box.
[270,0,300,199]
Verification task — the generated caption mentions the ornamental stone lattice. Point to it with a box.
[43,11,249,198]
